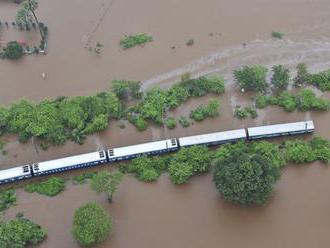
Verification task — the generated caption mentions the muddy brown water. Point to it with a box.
[1,0,330,247]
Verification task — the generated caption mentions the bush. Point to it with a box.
[25,177,65,197]
[125,156,168,182]
[233,65,268,92]
[255,94,268,109]
[178,116,190,128]
[0,216,46,248]
[190,99,220,121]
[213,142,281,206]
[0,188,16,211]
[168,162,193,184]
[271,31,284,39]
[307,69,330,91]
[294,63,309,87]
[120,33,153,49]
[4,41,24,60]
[72,172,97,184]
[245,107,258,119]
[168,146,212,184]
[72,202,112,247]
[284,140,315,163]
[165,118,177,129]
[296,89,330,111]
[111,80,142,100]
[234,106,248,119]
[284,138,330,164]
[271,65,290,90]
[133,116,147,131]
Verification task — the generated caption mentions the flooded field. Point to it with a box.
[1,0,330,247]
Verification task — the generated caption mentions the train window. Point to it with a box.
[171,138,177,146]
[108,149,114,156]
[99,151,105,158]
[33,164,39,171]
[23,166,29,173]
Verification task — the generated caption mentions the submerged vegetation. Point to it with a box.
[234,65,268,92]
[120,33,153,49]
[0,75,225,146]
[25,177,66,197]
[0,215,47,248]
[72,202,112,247]
[234,106,258,119]
[190,99,220,121]
[271,31,284,39]
[255,89,330,112]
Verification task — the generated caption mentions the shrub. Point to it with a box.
[134,116,147,131]
[72,172,97,184]
[310,137,330,163]
[234,106,248,119]
[72,202,112,247]
[190,99,220,121]
[178,116,190,128]
[284,140,315,163]
[25,177,65,197]
[294,63,309,87]
[271,65,290,90]
[4,41,24,60]
[307,69,330,91]
[245,107,258,119]
[233,65,268,92]
[0,188,16,211]
[120,33,153,49]
[271,31,284,39]
[165,118,177,129]
[168,146,212,184]
[125,156,168,182]
[168,162,193,184]
[111,80,142,100]
[296,89,330,111]
[213,142,281,206]
[0,216,46,248]
[255,94,268,109]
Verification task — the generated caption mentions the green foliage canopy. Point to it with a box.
[72,202,112,247]
[234,65,268,92]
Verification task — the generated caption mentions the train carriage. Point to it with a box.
[31,150,108,176]
[107,138,178,162]
[247,121,314,140]
[0,165,32,185]
[178,129,247,147]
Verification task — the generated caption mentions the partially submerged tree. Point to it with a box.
[72,202,112,247]
[3,41,24,60]
[90,171,123,202]
[233,65,268,92]
[16,0,45,41]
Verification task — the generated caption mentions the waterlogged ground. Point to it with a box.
[1,0,330,247]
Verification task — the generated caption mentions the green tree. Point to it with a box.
[271,65,290,90]
[233,65,268,92]
[213,142,281,206]
[72,202,112,247]
[168,162,193,184]
[0,216,46,248]
[90,171,123,202]
[4,41,24,60]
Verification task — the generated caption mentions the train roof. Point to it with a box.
[0,165,30,181]
[35,151,106,173]
[247,121,314,137]
[108,139,177,159]
[178,129,246,147]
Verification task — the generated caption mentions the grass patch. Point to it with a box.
[120,33,153,49]
[25,177,66,197]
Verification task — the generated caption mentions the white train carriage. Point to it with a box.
[31,150,107,176]
[247,121,314,140]
[0,165,32,185]
[107,138,179,162]
[178,129,247,147]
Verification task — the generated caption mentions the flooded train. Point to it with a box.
[0,121,314,185]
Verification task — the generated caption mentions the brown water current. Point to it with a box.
[1,0,330,247]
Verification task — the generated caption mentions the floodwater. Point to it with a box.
[1,0,330,247]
